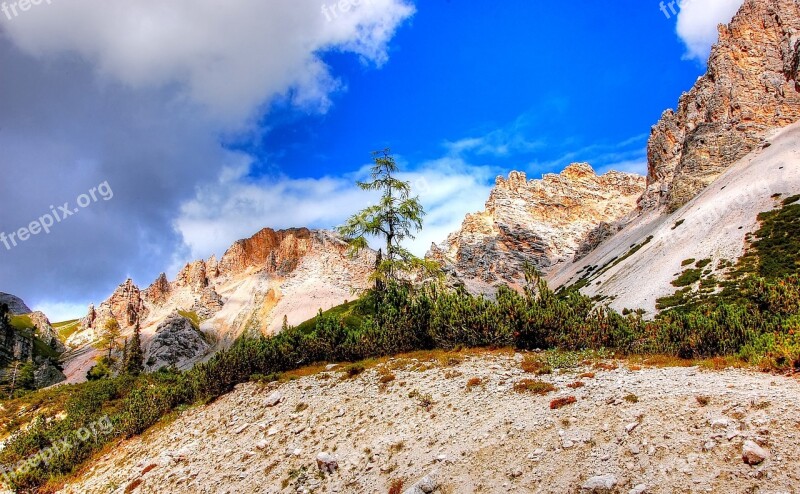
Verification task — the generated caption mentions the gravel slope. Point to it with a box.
[549,122,800,316]
[61,352,800,494]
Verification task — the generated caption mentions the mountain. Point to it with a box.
[642,0,800,212]
[62,228,374,383]
[0,295,66,390]
[427,164,646,293]
[0,293,31,315]
[548,0,800,313]
[435,0,800,312]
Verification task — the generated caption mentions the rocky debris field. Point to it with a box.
[63,352,800,494]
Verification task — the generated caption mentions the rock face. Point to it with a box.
[217,227,314,276]
[0,300,66,389]
[145,313,211,371]
[29,311,66,353]
[428,164,645,292]
[81,279,148,334]
[0,292,31,314]
[643,0,800,212]
[33,360,66,388]
[63,228,374,383]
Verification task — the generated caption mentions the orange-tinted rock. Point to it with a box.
[644,0,800,211]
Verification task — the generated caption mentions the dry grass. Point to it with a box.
[593,362,618,371]
[388,479,404,494]
[550,396,577,410]
[466,377,482,391]
[379,373,396,384]
[624,393,639,403]
[513,379,556,395]
[521,356,553,376]
[342,363,366,379]
[124,479,142,494]
[640,355,695,368]
[696,395,711,406]
[566,381,584,389]
[579,372,595,379]
[696,356,748,371]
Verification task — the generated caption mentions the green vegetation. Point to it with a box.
[1,179,799,493]
[672,268,703,287]
[294,300,366,334]
[565,236,655,292]
[337,149,439,289]
[8,315,34,332]
[695,259,712,269]
[177,310,201,330]
[53,320,80,342]
[681,258,696,267]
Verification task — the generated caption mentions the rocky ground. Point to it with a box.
[62,351,800,494]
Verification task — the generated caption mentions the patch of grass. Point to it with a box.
[672,268,703,287]
[781,194,800,206]
[695,258,712,269]
[379,373,396,384]
[513,379,556,395]
[33,337,60,360]
[623,393,639,403]
[177,310,202,330]
[250,372,281,383]
[53,319,81,342]
[294,299,368,334]
[641,355,695,367]
[593,362,617,371]
[566,381,584,389]
[579,372,595,379]
[549,396,577,410]
[343,363,365,379]
[9,314,34,331]
[682,258,696,267]
[656,287,692,310]
[408,390,434,409]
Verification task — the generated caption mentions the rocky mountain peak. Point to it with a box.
[217,227,314,277]
[64,227,374,383]
[0,292,32,314]
[144,273,171,305]
[643,0,800,211]
[429,164,646,292]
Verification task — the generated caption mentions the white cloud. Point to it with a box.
[676,0,744,61]
[0,0,413,309]
[444,114,543,157]
[0,0,414,126]
[172,155,496,265]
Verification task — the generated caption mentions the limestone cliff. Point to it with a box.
[644,0,800,212]
[64,228,374,383]
[428,164,645,292]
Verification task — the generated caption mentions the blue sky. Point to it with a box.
[248,1,702,181]
[0,0,744,320]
